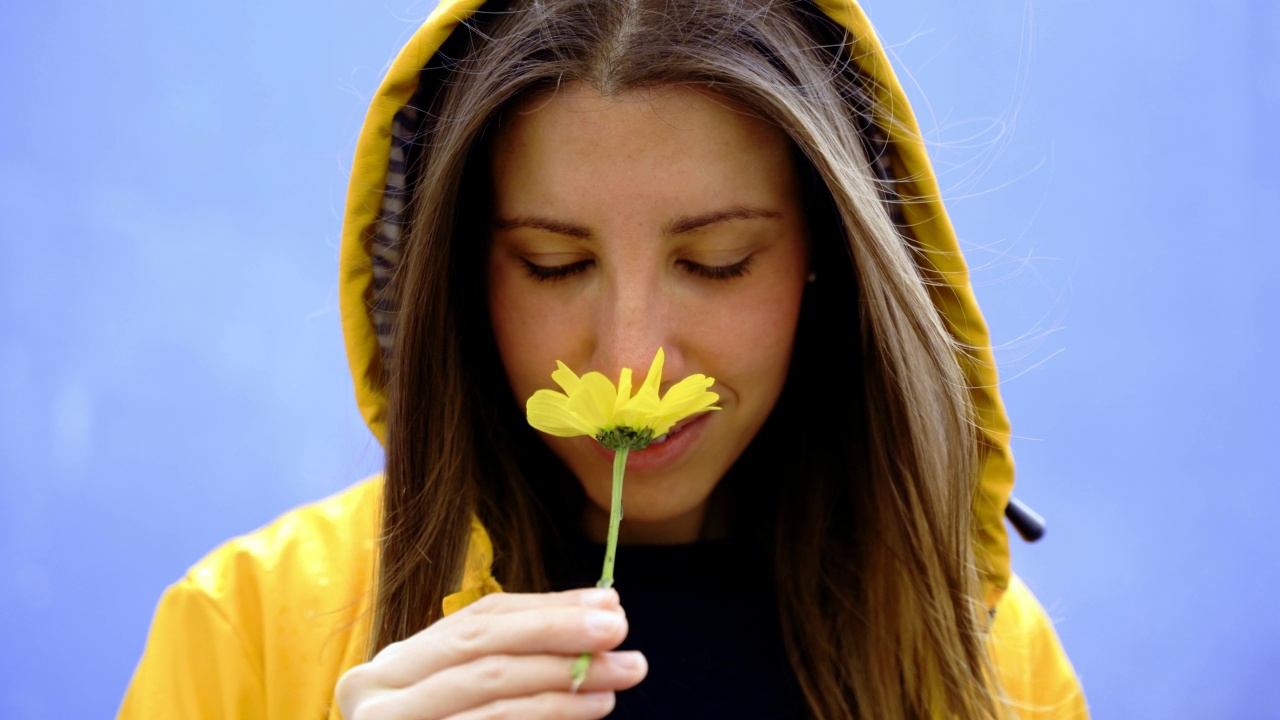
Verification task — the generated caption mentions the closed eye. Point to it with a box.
[520,258,593,282]
[678,255,754,280]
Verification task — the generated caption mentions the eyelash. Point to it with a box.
[679,256,754,280]
[520,256,754,283]
[521,259,593,282]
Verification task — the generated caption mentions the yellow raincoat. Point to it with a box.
[120,1,1088,717]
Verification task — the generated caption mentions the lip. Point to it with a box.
[589,411,713,473]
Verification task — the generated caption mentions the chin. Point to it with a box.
[545,413,742,541]
[576,458,723,543]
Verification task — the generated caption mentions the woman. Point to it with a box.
[121,0,1087,717]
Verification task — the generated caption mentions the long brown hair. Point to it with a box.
[374,0,1001,717]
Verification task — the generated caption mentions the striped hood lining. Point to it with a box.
[370,105,422,363]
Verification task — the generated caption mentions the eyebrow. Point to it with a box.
[492,205,781,240]
[491,216,592,239]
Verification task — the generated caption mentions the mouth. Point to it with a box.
[647,416,697,445]
[588,411,713,472]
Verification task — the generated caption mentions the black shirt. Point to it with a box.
[546,535,807,720]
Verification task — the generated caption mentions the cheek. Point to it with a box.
[690,278,806,401]
[487,269,542,400]
[487,268,586,400]
[676,288,800,489]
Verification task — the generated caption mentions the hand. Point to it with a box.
[335,587,647,719]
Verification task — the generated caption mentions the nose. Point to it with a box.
[591,266,685,387]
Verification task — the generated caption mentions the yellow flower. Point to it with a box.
[525,348,717,688]
[526,348,719,450]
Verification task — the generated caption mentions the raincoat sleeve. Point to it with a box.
[118,478,380,719]
[118,571,266,718]
[990,575,1089,719]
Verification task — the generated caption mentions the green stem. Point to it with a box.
[571,447,629,692]
[598,447,628,589]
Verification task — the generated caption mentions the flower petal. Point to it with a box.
[659,374,718,411]
[649,375,720,436]
[551,361,582,394]
[566,372,619,431]
[526,389,597,437]
[637,348,664,402]
[616,396,658,428]
[613,350,663,429]
[614,368,633,417]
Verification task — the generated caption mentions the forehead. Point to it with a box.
[488,83,798,215]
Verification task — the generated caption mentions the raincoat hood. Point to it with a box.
[338,0,1017,610]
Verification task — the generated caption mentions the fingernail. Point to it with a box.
[581,691,616,709]
[611,651,646,671]
[581,588,618,608]
[585,610,624,636]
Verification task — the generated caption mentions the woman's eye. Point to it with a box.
[679,256,754,281]
[521,258,593,282]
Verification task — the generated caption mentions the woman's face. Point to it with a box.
[487,83,809,544]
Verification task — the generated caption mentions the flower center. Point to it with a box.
[594,426,655,451]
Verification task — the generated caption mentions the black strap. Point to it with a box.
[1005,496,1046,542]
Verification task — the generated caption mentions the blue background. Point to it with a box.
[1,1,1276,717]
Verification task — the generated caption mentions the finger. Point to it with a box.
[446,690,617,720]
[458,588,621,616]
[371,589,621,666]
[411,651,647,720]
[374,606,631,687]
